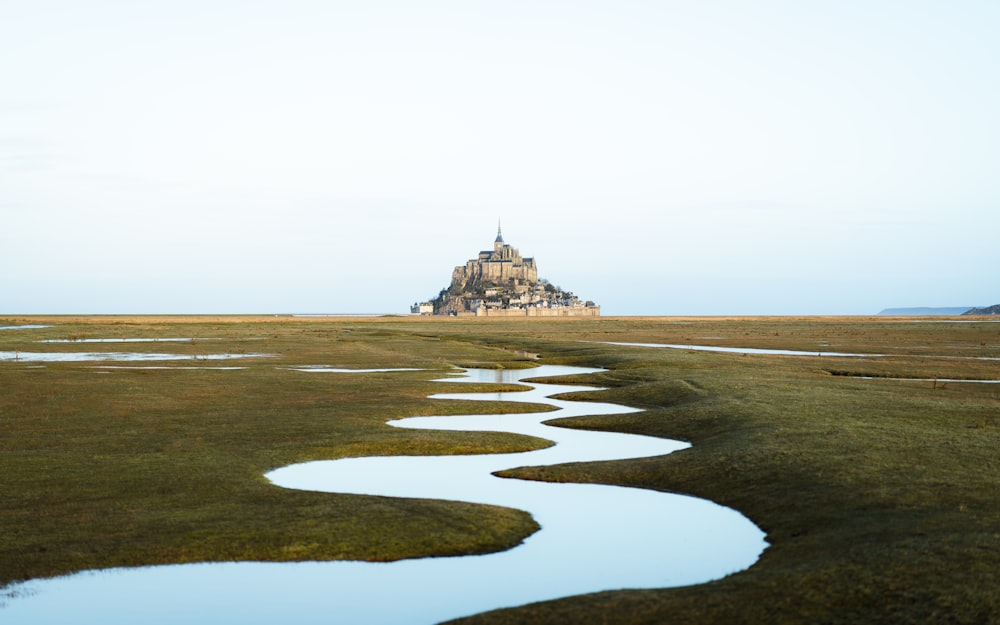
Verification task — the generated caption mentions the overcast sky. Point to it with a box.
[3,1,998,315]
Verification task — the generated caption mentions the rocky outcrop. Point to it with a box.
[962,305,1000,316]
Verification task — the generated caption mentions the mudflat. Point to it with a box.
[2,315,998,624]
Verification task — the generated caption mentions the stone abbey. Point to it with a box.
[412,225,600,317]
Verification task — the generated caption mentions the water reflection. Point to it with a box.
[287,367,426,373]
[605,341,1000,360]
[0,352,274,363]
[37,338,199,344]
[851,376,1000,384]
[605,341,885,357]
[2,366,767,624]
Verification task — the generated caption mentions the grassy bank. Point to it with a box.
[0,318,547,583]
[2,316,998,623]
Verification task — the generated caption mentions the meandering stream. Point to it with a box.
[2,365,767,624]
[604,341,1000,361]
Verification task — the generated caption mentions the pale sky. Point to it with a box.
[3,1,998,315]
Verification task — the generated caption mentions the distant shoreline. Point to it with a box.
[3,313,999,325]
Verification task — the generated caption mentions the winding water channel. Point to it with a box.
[3,365,767,624]
[604,341,1000,361]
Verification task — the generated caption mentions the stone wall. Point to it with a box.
[451,242,538,290]
[457,306,601,318]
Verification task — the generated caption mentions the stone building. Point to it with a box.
[450,225,538,290]
[413,224,600,317]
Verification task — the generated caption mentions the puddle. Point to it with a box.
[1,365,767,624]
[0,325,50,330]
[287,367,427,373]
[605,341,885,357]
[89,366,249,371]
[605,342,1000,361]
[38,338,202,344]
[0,352,275,363]
[850,376,1000,384]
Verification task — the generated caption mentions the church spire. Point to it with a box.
[495,219,504,244]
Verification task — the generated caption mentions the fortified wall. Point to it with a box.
[462,306,601,318]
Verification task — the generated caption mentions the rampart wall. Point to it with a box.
[456,307,601,318]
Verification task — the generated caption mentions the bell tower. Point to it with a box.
[493,219,504,254]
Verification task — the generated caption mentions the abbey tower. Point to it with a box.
[450,223,538,291]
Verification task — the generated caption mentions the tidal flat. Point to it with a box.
[1,315,998,624]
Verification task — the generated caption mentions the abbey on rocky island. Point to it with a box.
[411,224,600,317]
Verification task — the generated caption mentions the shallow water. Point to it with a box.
[287,366,426,373]
[854,376,1000,384]
[89,366,249,371]
[0,352,274,363]
[37,338,200,344]
[605,341,885,357]
[605,341,1000,361]
[0,325,51,331]
[2,366,767,624]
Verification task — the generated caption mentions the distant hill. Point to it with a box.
[878,307,974,316]
[962,305,1000,316]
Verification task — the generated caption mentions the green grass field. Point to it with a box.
[2,315,998,623]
